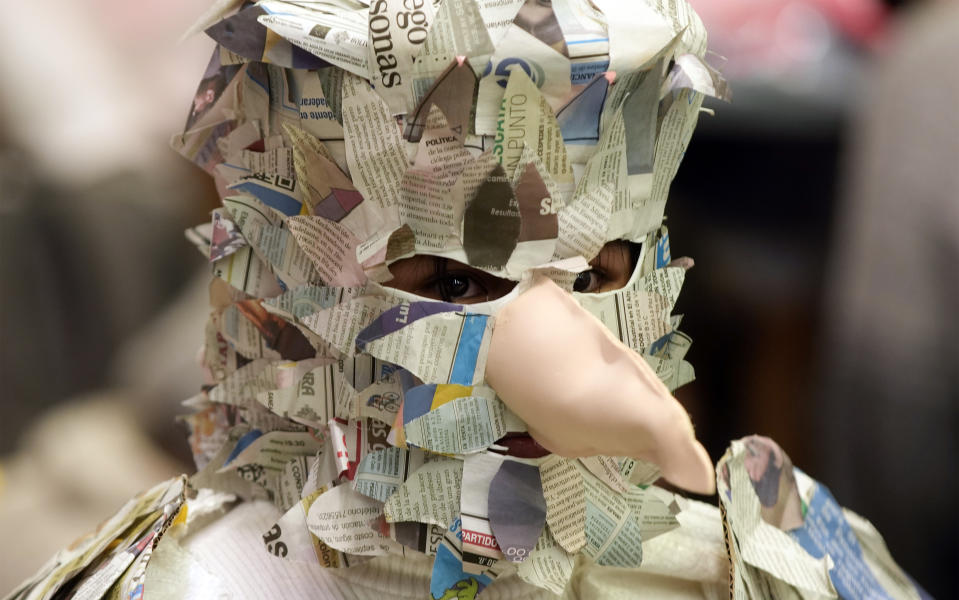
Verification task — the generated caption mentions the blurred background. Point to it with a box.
[0,0,955,597]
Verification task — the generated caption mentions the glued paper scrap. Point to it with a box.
[488,461,547,563]
[306,485,400,555]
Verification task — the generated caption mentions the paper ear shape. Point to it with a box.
[485,276,715,495]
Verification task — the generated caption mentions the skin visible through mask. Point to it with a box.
[385,240,637,303]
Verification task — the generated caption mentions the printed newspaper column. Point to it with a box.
[383,457,464,527]
[580,463,645,568]
[352,446,427,502]
[341,73,407,225]
[401,107,474,251]
[289,70,345,149]
[460,452,508,573]
[286,216,367,287]
[367,0,435,115]
[306,484,401,555]
[648,88,704,235]
[623,486,680,541]
[539,456,587,553]
[516,527,576,595]
[552,182,614,263]
[267,488,353,567]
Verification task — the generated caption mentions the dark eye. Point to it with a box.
[573,270,599,293]
[437,273,476,302]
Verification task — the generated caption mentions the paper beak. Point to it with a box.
[485,276,715,495]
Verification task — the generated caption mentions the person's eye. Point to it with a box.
[573,269,602,293]
[575,240,638,293]
[431,271,487,303]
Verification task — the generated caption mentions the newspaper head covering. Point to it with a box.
[174,0,729,595]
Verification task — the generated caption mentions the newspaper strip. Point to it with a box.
[574,266,685,354]
[352,446,427,502]
[382,457,463,527]
[218,430,327,499]
[580,462,644,568]
[212,245,285,299]
[717,439,837,597]
[256,359,359,426]
[363,310,493,385]
[267,488,354,566]
[487,460,547,563]
[340,72,407,220]
[552,182,614,263]
[285,124,383,241]
[286,215,368,287]
[460,452,507,573]
[492,60,573,187]
[367,0,436,114]
[299,294,393,357]
[257,1,370,78]
[409,0,494,110]
[401,107,474,251]
[306,484,401,555]
[205,4,330,69]
[624,485,680,541]
[578,456,630,494]
[590,0,673,74]
[404,388,508,454]
[222,195,322,288]
[647,88,704,235]
[12,477,187,600]
[515,526,576,595]
[539,455,587,553]
[475,25,571,136]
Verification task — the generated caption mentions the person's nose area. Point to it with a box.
[484,275,715,495]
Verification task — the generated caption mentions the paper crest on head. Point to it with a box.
[170,0,729,597]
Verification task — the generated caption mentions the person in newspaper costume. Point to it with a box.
[8,1,931,599]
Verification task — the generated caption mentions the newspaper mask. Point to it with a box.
[176,0,729,594]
